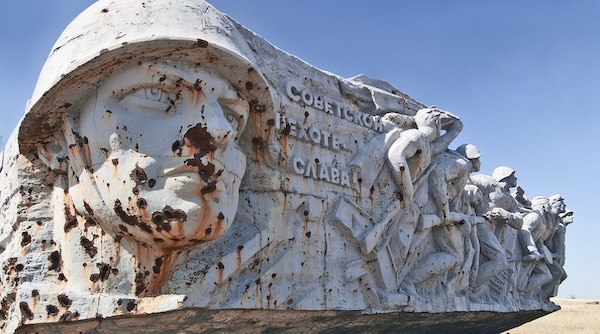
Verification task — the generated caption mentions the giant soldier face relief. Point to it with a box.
[67,61,249,249]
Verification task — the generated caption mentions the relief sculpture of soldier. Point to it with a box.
[517,194,571,303]
[0,0,271,329]
[360,107,463,302]
[399,143,486,300]
[41,62,251,250]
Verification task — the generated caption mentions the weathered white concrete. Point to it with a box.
[0,0,571,333]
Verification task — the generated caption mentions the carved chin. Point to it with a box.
[105,191,235,250]
[71,176,236,251]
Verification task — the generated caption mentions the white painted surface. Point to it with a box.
[0,0,570,332]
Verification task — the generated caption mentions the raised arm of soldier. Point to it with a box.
[430,109,463,156]
[386,107,447,206]
[386,128,428,205]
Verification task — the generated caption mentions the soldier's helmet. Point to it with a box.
[492,166,516,182]
[456,143,481,159]
[18,0,272,155]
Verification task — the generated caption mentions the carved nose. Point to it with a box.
[183,98,233,156]
[203,98,234,147]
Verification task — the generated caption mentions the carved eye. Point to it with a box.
[145,87,164,101]
[226,113,238,128]
[223,110,242,138]
[120,87,174,113]
[218,86,248,138]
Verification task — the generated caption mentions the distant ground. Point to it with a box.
[503,298,600,334]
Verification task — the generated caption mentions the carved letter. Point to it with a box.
[286,81,301,102]
[293,156,305,174]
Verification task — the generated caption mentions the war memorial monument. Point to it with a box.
[0,1,573,333]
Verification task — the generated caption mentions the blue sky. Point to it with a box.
[1,1,598,299]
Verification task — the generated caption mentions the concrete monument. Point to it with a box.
[0,1,572,333]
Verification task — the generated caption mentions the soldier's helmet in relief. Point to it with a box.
[456,143,481,159]
[18,0,272,155]
[492,166,516,182]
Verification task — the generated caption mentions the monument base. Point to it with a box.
[16,307,556,334]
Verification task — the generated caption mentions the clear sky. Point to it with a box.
[1,1,598,299]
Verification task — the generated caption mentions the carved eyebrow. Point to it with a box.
[112,83,168,100]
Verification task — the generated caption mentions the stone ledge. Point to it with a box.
[16,308,553,334]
